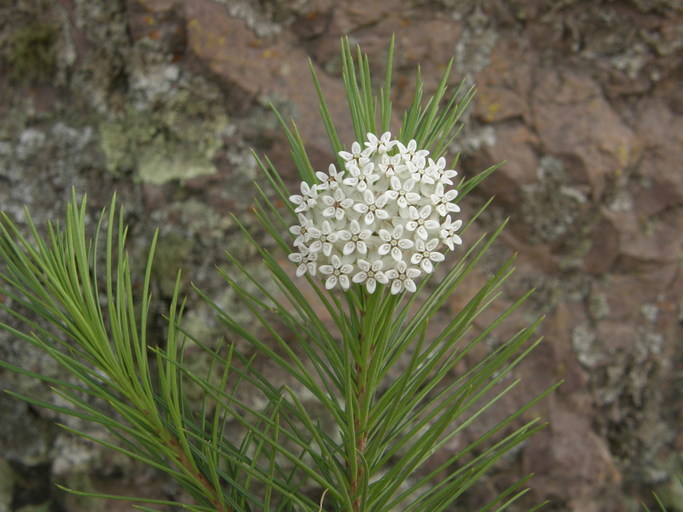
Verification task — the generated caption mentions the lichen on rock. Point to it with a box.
[521,156,587,243]
[99,80,230,184]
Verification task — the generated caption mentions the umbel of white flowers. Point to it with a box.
[288,132,463,294]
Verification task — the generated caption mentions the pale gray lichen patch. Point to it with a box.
[451,123,496,155]
[607,172,635,212]
[215,0,285,37]
[637,332,663,358]
[588,292,611,321]
[15,128,47,160]
[0,122,95,222]
[99,81,230,184]
[571,323,602,368]
[455,23,498,75]
[641,302,659,323]
[521,156,586,243]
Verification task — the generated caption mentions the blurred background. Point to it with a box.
[0,0,681,510]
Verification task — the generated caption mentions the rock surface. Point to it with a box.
[0,0,682,511]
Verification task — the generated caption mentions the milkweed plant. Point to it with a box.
[0,38,559,512]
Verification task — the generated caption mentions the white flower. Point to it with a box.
[409,159,436,187]
[319,254,353,290]
[315,164,345,190]
[397,139,429,166]
[386,261,421,294]
[338,219,372,256]
[343,161,379,193]
[289,181,318,213]
[386,176,420,209]
[404,204,440,240]
[430,182,460,216]
[339,141,371,169]
[410,238,445,274]
[378,224,414,261]
[352,259,389,294]
[287,132,463,293]
[308,220,338,257]
[440,216,463,251]
[364,132,394,154]
[321,187,354,221]
[429,157,458,186]
[290,214,321,247]
[377,153,405,178]
[288,245,318,277]
[352,189,389,225]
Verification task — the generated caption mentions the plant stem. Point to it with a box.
[350,337,367,511]
[351,358,368,511]
[349,290,380,512]
[128,388,230,512]
[166,433,231,512]
[153,412,231,512]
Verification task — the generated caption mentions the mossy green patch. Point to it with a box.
[7,23,57,82]
[0,458,14,510]
[99,87,229,183]
[152,233,194,297]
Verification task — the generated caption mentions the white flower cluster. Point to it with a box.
[288,132,463,294]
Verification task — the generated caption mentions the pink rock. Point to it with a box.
[531,69,637,200]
